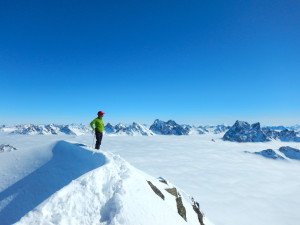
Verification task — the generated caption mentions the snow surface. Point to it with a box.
[1,133,300,225]
[0,135,213,225]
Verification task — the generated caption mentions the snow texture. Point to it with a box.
[1,133,300,225]
[0,139,213,225]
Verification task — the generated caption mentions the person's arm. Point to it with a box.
[90,119,96,130]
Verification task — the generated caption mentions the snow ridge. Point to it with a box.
[1,141,213,225]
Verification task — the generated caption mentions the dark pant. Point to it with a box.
[95,130,103,149]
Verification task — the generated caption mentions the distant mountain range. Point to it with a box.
[149,119,230,135]
[0,124,92,136]
[105,122,155,136]
[1,120,299,141]
[223,120,300,142]
[0,120,230,136]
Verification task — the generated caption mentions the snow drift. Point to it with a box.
[0,141,213,225]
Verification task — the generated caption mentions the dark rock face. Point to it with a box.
[149,119,190,135]
[147,181,165,200]
[279,146,300,160]
[191,198,205,225]
[158,177,168,185]
[253,149,285,160]
[147,178,206,225]
[176,194,187,221]
[165,188,178,197]
[223,120,270,142]
[165,188,187,221]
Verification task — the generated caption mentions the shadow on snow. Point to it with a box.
[0,141,106,225]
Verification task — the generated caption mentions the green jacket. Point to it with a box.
[90,117,104,133]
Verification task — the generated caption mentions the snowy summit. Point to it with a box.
[0,141,213,225]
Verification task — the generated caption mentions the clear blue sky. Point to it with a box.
[1,0,299,126]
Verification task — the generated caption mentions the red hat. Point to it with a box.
[97,111,105,116]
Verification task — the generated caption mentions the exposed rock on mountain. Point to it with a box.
[279,146,300,160]
[7,141,213,225]
[224,120,300,142]
[149,119,190,135]
[9,124,91,135]
[0,144,17,153]
[245,146,300,161]
[104,122,116,133]
[202,125,230,134]
[147,177,206,225]
[223,120,270,142]
[105,122,154,136]
[245,149,285,160]
[262,128,300,142]
[277,130,299,142]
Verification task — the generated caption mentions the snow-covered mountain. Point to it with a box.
[105,122,154,136]
[1,124,92,135]
[0,144,17,153]
[266,125,300,133]
[1,121,298,138]
[149,119,192,135]
[245,146,300,161]
[245,149,285,160]
[279,146,300,160]
[224,120,300,142]
[223,120,270,142]
[201,125,230,134]
[0,141,213,225]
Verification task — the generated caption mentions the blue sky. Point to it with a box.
[1,0,299,126]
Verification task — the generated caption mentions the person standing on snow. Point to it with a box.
[90,111,105,149]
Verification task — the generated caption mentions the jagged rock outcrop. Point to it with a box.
[149,119,190,135]
[147,181,165,200]
[147,177,206,225]
[223,120,270,142]
[191,198,205,225]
